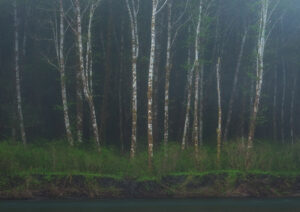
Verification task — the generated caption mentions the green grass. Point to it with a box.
[1,139,300,179]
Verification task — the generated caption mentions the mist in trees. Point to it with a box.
[0,0,300,167]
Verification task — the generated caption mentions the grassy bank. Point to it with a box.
[1,140,300,199]
[0,139,300,178]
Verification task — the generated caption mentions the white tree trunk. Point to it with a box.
[182,0,203,151]
[76,72,83,143]
[74,0,100,149]
[181,29,193,150]
[199,63,204,146]
[85,1,99,95]
[181,55,193,150]
[191,0,203,155]
[247,0,269,152]
[193,66,200,154]
[147,0,158,168]
[119,20,125,152]
[163,1,172,145]
[58,0,74,146]
[13,0,27,145]
[216,57,222,162]
[126,0,139,159]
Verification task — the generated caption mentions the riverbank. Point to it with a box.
[1,141,300,199]
[1,170,300,199]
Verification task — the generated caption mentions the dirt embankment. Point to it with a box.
[1,171,300,199]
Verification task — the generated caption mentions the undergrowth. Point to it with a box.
[0,139,299,178]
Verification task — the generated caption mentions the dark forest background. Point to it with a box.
[0,0,300,152]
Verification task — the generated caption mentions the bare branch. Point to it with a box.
[155,0,168,15]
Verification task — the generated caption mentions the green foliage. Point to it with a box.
[1,140,300,178]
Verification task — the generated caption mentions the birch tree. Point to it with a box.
[192,0,203,155]
[13,0,27,145]
[182,0,203,151]
[51,0,74,146]
[126,0,140,159]
[163,0,189,146]
[147,0,168,168]
[181,41,193,150]
[247,0,280,152]
[216,57,222,162]
[119,20,125,152]
[76,67,83,143]
[163,1,172,145]
[73,0,101,149]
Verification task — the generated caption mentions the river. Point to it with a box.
[1,199,300,212]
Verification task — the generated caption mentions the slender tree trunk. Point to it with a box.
[85,3,97,95]
[223,29,248,142]
[191,0,203,155]
[199,63,204,146]
[281,62,286,144]
[119,19,125,152]
[240,89,246,145]
[126,0,139,159]
[76,18,83,143]
[182,0,203,150]
[76,72,83,143]
[163,1,172,145]
[247,0,269,153]
[216,57,222,162]
[147,0,158,168]
[153,11,162,146]
[13,0,26,145]
[74,0,100,149]
[249,77,254,110]
[58,0,74,146]
[11,100,17,142]
[193,65,200,155]
[273,66,278,141]
[290,73,297,144]
[181,50,193,150]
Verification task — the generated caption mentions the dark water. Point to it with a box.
[1,199,300,212]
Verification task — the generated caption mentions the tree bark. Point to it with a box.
[147,0,158,168]
[76,71,83,143]
[163,1,172,146]
[240,88,246,145]
[13,0,27,145]
[247,0,269,154]
[153,10,162,146]
[181,47,193,150]
[126,0,140,159]
[119,19,125,152]
[191,0,203,155]
[58,0,74,146]
[74,0,100,149]
[216,57,222,163]
[199,62,204,146]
